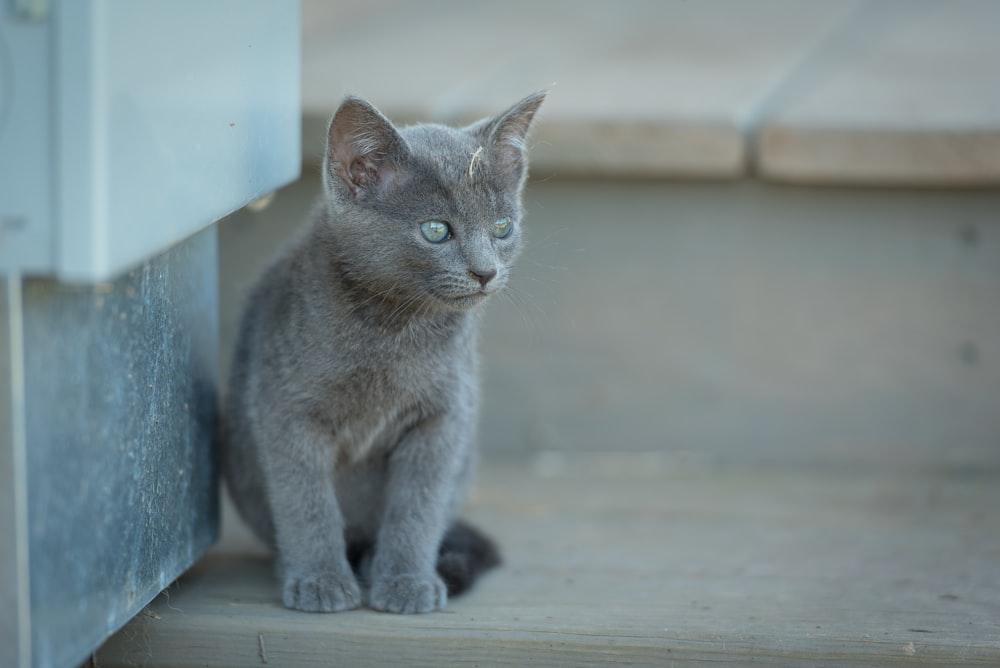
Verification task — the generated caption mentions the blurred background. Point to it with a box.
[221,0,1000,477]
[5,2,997,664]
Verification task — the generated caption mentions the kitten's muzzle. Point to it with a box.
[468,268,497,287]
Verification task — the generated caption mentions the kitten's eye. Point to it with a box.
[420,220,451,243]
[493,216,513,239]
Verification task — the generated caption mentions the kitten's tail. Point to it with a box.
[346,520,501,598]
[436,520,502,597]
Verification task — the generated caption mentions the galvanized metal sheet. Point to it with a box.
[15,226,219,668]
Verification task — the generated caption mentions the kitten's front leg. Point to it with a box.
[368,415,469,614]
[261,419,361,612]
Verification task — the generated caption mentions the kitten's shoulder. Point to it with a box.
[236,204,337,351]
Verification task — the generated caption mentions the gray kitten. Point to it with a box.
[222,92,545,614]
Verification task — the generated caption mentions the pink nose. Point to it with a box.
[469,269,497,287]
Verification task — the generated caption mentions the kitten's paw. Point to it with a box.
[369,573,447,614]
[282,571,361,613]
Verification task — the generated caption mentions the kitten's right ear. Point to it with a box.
[326,96,409,201]
[474,91,546,187]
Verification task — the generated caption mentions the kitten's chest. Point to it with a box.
[325,352,456,466]
[332,402,413,467]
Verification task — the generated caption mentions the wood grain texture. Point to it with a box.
[301,0,1000,184]
[300,0,861,178]
[96,459,1000,666]
[220,176,1000,476]
[757,0,1000,185]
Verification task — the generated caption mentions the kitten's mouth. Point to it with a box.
[444,290,492,310]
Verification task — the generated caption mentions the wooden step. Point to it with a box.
[95,457,1000,666]
[300,0,1000,185]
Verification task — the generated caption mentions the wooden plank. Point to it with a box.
[200,171,1000,666]
[219,176,1000,474]
[95,460,1000,666]
[300,0,861,178]
[757,0,1000,185]
[480,180,1000,472]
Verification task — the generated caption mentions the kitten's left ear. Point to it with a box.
[326,96,410,201]
[475,91,546,185]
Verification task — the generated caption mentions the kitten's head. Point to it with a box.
[321,92,545,315]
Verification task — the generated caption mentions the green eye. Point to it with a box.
[420,220,451,243]
[493,216,513,239]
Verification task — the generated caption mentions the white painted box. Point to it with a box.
[0,0,301,282]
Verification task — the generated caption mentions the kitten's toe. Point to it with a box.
[369,573,447,614]
[282,571,361,613]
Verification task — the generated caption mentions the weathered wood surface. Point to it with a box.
[301,0,861,178]
[301,0,1000,184]
[757,0,1000,185]
[96,458,1000,666]
[475,180,1000,472]
[218,176,1000,475]
[198,174,1000,665]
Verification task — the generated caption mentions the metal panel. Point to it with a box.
[0,0,301,281]
[13,225,220,668]
[54,0,301,282]
[0,276,30,668]
[0,13,54,273]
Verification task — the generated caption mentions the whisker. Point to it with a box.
[528,261,569,274]
[497,285,546,338]
[527,226,572,247]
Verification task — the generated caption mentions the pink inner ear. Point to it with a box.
[349,158,374,190]
[343,158,402,200]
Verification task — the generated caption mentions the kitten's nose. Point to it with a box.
[469,268,497,287]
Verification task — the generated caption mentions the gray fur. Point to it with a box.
[222,92,544,613]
